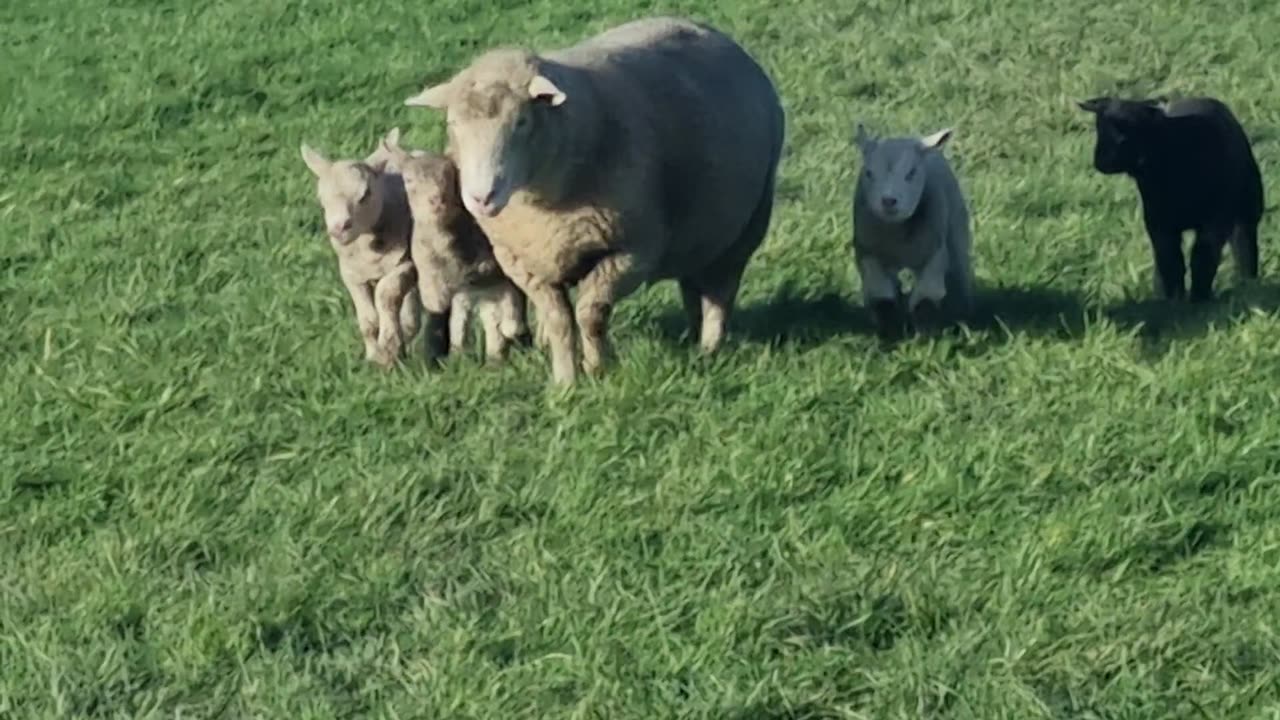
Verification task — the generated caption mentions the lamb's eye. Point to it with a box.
[358,186,371,204]
[864,169,873,179]
[905,168,916,181]
[514,114,530,131]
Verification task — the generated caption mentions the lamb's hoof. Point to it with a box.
[511,330,535,348]
[871,299,905,342]
[370,350,397,371]
[910,299,947,336]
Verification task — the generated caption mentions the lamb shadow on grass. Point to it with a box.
[649,283,1091,349]
[1101,281,1280,342]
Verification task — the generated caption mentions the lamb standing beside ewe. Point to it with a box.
[404,16,786,385]
[851,123,974,339]
[300,133,419,368]
[380,132,532,364]
[1078,96,1264,302]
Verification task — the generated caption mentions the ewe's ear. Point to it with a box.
[920,128,953,151]
[853,122,874,154]
[300,144,329,176]
[1077,97,1106,113]
[405,80,454,109]
[529,75,567,106]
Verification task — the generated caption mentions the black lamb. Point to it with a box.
[1078,95,1264,302]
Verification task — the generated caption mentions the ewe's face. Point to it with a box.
[856,128,950,223]
[301,146,382,244]
[405,54,567,219]
[444,88,540,218]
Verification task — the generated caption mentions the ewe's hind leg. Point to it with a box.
[493,245,578,385]
[1190,226,1230,302]
[1231,222,1260,281]
[575,252,652,375]
[694,177,777,353]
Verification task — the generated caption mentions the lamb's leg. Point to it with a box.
[399,286,421,355]
[478,297,510,365]
[1146,225,1186,300]
[416,270,452,366]
[450,290,473,355]
[678,280,703,344]
[943,223,975,322]
[1190,226,1228,303]
[907,246,952,336]
[370,262,416,369]
[343,275,381,362]
[857,254,904,341]
[498,283,534,347]
[493,245,577,385]
[1230,222,1260,281]
[574,251,651,376]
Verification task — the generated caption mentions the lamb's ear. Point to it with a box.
[853,122,874,153]
[1077,97,1105,113]
[364,127,400,167]
[529,75,566,106]
[300,144,330,176]
[405,80,454,109]
[920,128,953,151]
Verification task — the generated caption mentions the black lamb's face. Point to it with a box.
[1079,97,1165,175]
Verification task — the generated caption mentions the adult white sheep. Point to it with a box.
[404,16,786,384]
[851,122,974,340]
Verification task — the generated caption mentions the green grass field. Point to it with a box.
[6,0,1280,717]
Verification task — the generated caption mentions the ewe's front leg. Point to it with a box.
[857,254,904,341]
[908,246,950,335]
[343,275,381,362]
[574,251,651,376]
[493,245,577,385]
[370,263,416,369]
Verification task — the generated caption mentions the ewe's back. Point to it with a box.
[546,17,785,276]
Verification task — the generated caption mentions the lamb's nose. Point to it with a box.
[881,196,898,210]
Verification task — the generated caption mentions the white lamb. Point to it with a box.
[300,133,419,368]
[851,122,974,339]
[379,131,531,364]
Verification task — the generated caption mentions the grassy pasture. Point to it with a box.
[4,0,1280,717]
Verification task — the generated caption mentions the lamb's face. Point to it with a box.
[855,128,951,223]
[1079,97,1164,175]
[301,145,383,244]
[405,51,567,219]
[400,155,460,223]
